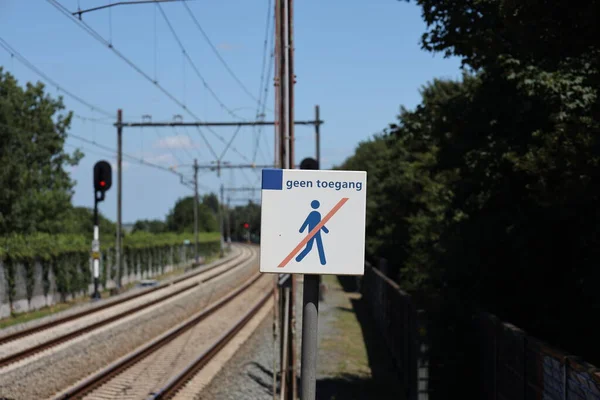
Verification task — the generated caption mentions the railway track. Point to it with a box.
[0,245,255,370]
[54,272,273,400]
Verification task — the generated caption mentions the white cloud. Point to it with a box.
[110,161,131,171]
[145,153,176,165]
[154,135,197,149]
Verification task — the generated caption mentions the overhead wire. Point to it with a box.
[46,0,254,165]
[155,3,247,121]
[0,120,193,184]
[252,0,276,165]
[72,114,115,124]
[219,125,242,160]
[182,1,272,111]
[0,36,113,118]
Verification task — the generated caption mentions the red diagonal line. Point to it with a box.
[278,197,349,268]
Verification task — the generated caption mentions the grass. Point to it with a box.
[319,275,371,377]
[0,252,224,331]
[314,275,405,400]
[0,303,73,329]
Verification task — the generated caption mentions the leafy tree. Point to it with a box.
[61,206,116,238]
[202,193,219,215]
[131,219,167,234]
[337,1,600,392]
[227,201,260,242]
[166,196,218,233]
[0,68,82,234]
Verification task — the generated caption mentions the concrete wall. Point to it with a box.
[0,244,206,318]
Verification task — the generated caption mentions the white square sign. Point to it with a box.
[260,168,367,275]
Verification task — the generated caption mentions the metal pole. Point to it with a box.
[116,109,122,289]
[286,1,298,397]
[315,105,320,166]
[280,287,291,400]
[277,0,287,169]
[226,196,231,247]
[92,201,101,299]
[287,0,294,170]
[193,158,199,263]
[300,275,319,400]
[219,184,225,257]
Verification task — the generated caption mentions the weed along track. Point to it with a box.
[0,245,254,370]
[54,273,273,400]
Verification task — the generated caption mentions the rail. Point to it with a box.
[55,272,266,399]
[0,246,252,368]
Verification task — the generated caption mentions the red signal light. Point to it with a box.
[244,223,249,229]
[100,181,106,187]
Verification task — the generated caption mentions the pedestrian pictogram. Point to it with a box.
[260,168,366,275]
[296,200,329,265]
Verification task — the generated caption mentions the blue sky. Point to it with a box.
[0,0,461,224]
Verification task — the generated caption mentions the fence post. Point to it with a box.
[416,309,429,400]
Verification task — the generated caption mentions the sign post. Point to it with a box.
[260,161,366,399]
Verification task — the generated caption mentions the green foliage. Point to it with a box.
[62,207,116,238]
[131,219,167,234]
[0,68,83,235]
[227,201,260,242]
[0,231,220,305]
[339,1,600,391]
[166,196,218,233]
[202,193,220,215]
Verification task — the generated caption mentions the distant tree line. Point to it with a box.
[0,68,262,242]
[131,194,261,243]
[339,0,600,394]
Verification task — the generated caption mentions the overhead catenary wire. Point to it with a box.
[252,0,276,165]
[155,3,246,121]
[0,121,204,186]
[0,36,113,118]
[182,1,272,111]
[157,127,194,163]
[46,0,254,165]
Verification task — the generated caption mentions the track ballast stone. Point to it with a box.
[0,248,257,400]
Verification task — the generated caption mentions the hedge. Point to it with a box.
[0,232,220,304]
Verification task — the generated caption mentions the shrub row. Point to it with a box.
[0,232,220,305]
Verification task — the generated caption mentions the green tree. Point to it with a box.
[61,206,116,238]
[227,201,260,242]
[166,196,218,233]
[0,68,82,234]
[335,1,600,392]
[202,193,219,215]
[131,219,167,234]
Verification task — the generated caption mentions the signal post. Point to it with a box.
[92,160,112,300]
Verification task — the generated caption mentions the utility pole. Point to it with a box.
[276,0,297,398]
[116,109,123,289]
[315,105,320,165]
[226,196,231,246]
[219,183,225,257]
[193,158,199,263]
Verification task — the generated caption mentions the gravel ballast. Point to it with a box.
[0,247,241,339]
[0,247,257,400]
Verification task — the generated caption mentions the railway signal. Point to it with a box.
[94,160,112,201]
[92,160,112,300]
